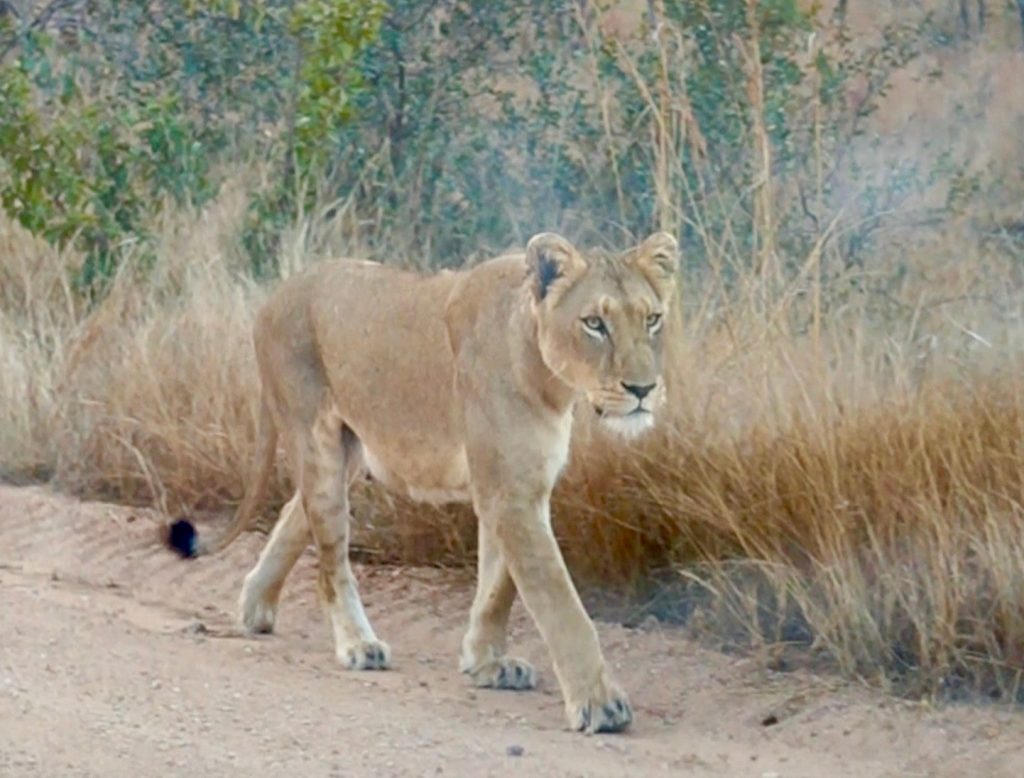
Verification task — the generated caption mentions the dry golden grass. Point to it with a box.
[561,367,1024,698]
[2,187,1023,701]
[5,0,1024,701]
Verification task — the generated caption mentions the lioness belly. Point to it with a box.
[361,445,471,506]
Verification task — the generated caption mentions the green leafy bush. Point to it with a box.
[0,0,945,282]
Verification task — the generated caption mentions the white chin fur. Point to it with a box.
[599,412,655,440]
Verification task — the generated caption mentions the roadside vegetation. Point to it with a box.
[3,0,1024,701]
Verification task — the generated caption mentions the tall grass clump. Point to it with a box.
[557,312,1024,699]
[3,0,1024,700]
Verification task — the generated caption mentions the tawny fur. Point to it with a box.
[173,231,679,734]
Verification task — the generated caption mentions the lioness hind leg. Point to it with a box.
[239,442,366,635]
[300,413,390,670]
[239,492,309,634]
[459,522,535,690]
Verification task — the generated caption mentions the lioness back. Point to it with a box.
[256,255,527,503]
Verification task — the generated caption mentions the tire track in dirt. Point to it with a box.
[1,484,1022,777]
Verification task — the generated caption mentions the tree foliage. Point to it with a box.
[0,0,948,287]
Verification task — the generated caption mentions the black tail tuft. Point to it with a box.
[167,518,198,558]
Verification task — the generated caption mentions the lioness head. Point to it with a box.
[525,231,678,438]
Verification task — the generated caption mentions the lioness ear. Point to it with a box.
[637,232,678,277]
[633,232,679,295]
[525,232,583,302]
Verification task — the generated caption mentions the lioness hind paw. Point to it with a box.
[239,598,276,635]
[338,640,392,671]
[569,693,633,734]
[467,657,536,691]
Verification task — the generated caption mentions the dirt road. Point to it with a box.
[1,485,1021,777]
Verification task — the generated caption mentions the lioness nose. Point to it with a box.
[622,382,656,400]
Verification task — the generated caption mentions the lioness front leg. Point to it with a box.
[459,522,536,690]
[299,414,390,670]
[479,495,632,734]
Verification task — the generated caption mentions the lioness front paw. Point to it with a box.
[465,657,536,691]
[567,682,633,734]
[337,639,392,671]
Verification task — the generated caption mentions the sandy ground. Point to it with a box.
[1,485,1022,777]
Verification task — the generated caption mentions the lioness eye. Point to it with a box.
[581,316,606,336]
[646,313,663,332]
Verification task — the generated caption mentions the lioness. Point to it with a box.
[168,232,678,733]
